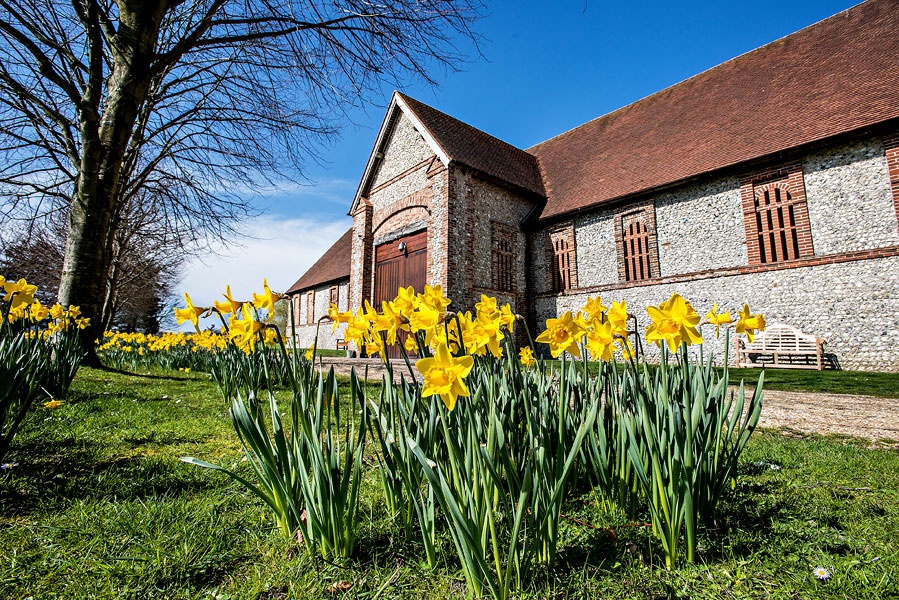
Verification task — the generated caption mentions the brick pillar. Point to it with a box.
[884,132,899,230]
[350,198,373,310]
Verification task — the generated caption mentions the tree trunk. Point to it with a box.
[57,0,168,365]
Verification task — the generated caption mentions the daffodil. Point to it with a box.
[3,278,37,308]
[536,311,588,358]
[228,303,264,352]
[304,344,316,361]
[252,278,284,316]
[475,294,499,319]
[583,296,608,321]
[419,284,451,314]
[327,302,354,334]
[607,301,629,330]
[372,300,407,345]
[49,303,66,321]
[586,319,617,362]
[499,304,516,332]
[29,301,49,322]
[735,304,766,343]
[175,293,205,332]
[646,293,703,351]
[393,286,418,317]
[43,399,63,409]
[404,332,419,354]
[704,303,733,338]
[214,286,243,316]
[416,342,474,411]
[519,346,535,367]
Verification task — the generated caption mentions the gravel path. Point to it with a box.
[752,388,898,444]
[315,358,898,444]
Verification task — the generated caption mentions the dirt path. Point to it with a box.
[315,358,898,444]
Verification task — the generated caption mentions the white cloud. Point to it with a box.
[174,214,351,331]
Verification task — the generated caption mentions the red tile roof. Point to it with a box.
[398,93,545,196]
[529,0,899,220]
[286,228,352,294]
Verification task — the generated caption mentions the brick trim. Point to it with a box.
[372,187,433,234]
[536,244,899,299]
[545,223,578,291]
[613,200,660,281]
[368,156,435,195]
[740,161,814,264]
[883,132,899,229]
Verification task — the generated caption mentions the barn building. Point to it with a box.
[286,0,899,371]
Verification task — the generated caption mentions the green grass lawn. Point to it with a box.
[1,367,897,599]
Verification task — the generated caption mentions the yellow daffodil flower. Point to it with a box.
[646,293,703,351]
[43,399,63,409]
[704,303,734,338]
[735,304,767,343]
[519,346,535,367]
[252,278,284,316]
[29,301,49,322]
[228,303,263,352]
[419,284,451,314]
[583,296,608,321]
[304,344,316,361]
[393,286,418,317]
[49,303,65,321]
[475,295,499,319]
[214,286,243,316]
[416,342,474,411]
[174,293,205,332]
[372,301,407,345]
[499,304,516,332]
[67,306,81,318]
[327,302,354,334]
[536,311,588,358]
[586,319,616,362]
[404,333,419,354]
[607,301,629,330]
[3,278,37,308]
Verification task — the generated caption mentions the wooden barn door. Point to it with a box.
[374,230,428,358]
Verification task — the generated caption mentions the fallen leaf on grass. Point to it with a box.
[327,581,353,593]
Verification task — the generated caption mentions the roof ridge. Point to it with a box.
[528,0,869,152]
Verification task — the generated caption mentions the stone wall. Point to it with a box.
[534,255,899,371]
[530,134,899,370]
[803,136,898,255]
[289,279,350,350]
[351,111,451,307]
[447,167,535,314]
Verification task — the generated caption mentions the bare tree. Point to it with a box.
[0,206,182,332]
[0,0,483,361]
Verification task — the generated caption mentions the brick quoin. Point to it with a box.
[883,132,899,230]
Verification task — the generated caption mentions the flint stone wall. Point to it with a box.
[803,136,898,255]
[290,279,350,350]
[447,167,534,314]
[531,135,899,370]
[534,255,899,371]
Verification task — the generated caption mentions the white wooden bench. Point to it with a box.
[737,323,827,370]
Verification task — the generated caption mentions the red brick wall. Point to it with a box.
[545,223,578,291]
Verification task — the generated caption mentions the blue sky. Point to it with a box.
[179,0,860,324]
